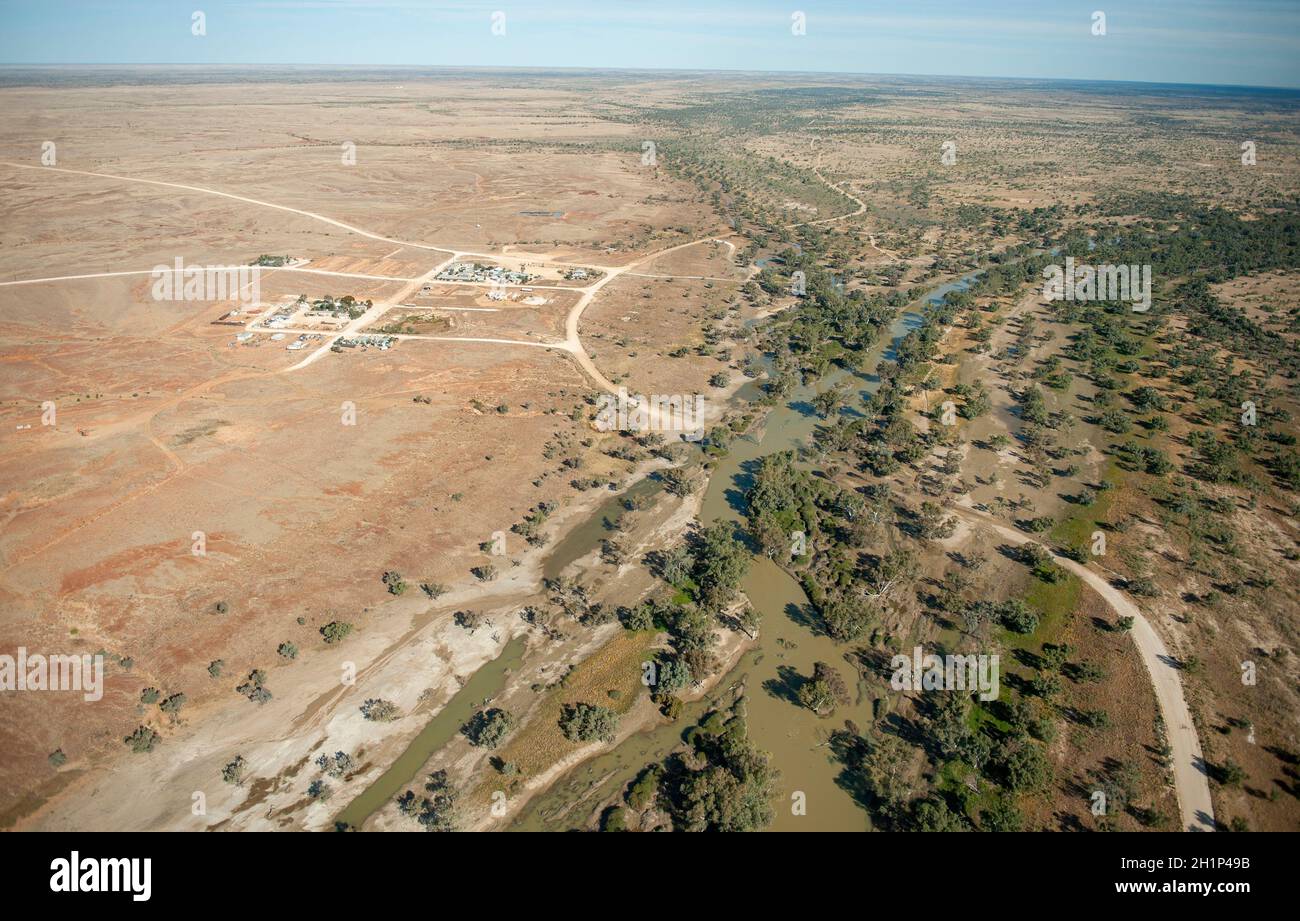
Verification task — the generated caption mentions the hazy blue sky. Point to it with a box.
[2,0,1299,88]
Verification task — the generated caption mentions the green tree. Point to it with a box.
[460,708,517,749]
[321,621,353,644]
[396,770,458,832]
[124,725,160,754]
[692,522,751,612]
[559,703,619,743]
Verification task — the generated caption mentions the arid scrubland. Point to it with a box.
[1,68,1297,833]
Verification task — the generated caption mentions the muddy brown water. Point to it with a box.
[340,273,981,832]
[543,476,662,581]
[333,476,673,829]
[333,634,528,830]
[508,273,983,831]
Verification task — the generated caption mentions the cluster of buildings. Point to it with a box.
[308,295,370,321]
[286,333,323,351]
[231,330,323,350]
[436,262,535,285]
[336,334,397,351]
[259,303,299,329]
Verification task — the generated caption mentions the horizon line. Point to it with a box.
[2,62,1298,94]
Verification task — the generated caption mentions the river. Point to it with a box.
[333,634,529,829]
[508,270,983,831]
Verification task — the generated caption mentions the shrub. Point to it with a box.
[999,600,1040,635]
[1079,709,1111,729]
[321,621,353,645]
[1213,760,1247,788]
[317,751,354,778]
[361,698,400,722]
[460,708,517,749]
[236,670,272,704]
[559,702,619,743]
[159,692,186,717]
[222,755,248,785]
[1023,516,1054,533]
[454,610,486,633]
[124,725,160,754]
[382,571,407,595]
[1126,576,1160,598]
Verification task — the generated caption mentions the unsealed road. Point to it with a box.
[951,503,1216,832]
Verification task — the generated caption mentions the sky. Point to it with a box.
[1,0,1299,89]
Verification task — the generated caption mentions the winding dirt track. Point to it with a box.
[1,160,457,255]
[781,145,899,261]
[951,503,1216,832]
[2,159,1218,832]
[560,232,738,394]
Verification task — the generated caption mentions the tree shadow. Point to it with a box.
[784,599,824,635]
[762,664,806,708]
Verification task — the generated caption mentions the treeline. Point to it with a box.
[1052,198,1300,493]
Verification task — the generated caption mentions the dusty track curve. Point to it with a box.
[1,161,457,255]
[951,503,1216,832]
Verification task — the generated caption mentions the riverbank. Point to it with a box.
[12,412,715,831]
[506,279,964,830]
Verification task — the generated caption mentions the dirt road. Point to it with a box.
[0,266,427,287]
[561,232,738,394]
[1,160,458,256]
[0,161,719,392]
[951,503,1216,832]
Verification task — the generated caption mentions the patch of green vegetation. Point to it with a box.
[1022,573,1081,648]
[934,756,1001,822]
[1049,459,1122,551]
